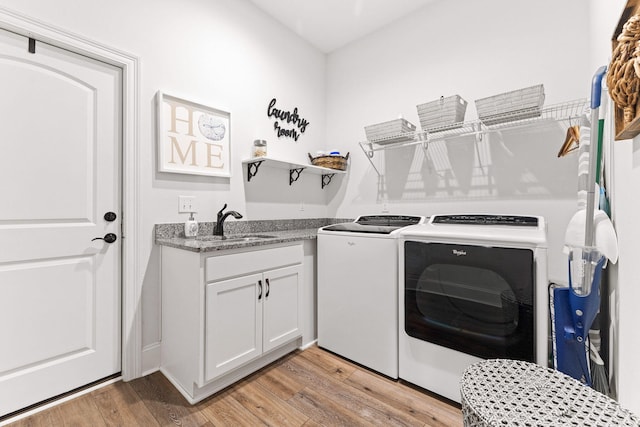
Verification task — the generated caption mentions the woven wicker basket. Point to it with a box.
[308,152,349,171]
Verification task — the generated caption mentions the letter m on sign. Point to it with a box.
[169,137,198,166]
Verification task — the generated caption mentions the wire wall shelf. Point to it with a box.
[359,98,589,176]
[481,98,589,130]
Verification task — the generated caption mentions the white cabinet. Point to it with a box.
[261,265,302,352]
[160,243,303,404]
[204,273,263,381]
[204,264,302,382]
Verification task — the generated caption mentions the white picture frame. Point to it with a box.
[157,91,231,177]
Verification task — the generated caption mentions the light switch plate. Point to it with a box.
[178,196,195,213]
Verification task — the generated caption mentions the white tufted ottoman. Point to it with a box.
[460,359,639,426]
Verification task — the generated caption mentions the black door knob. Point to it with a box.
[92,233,117,243]
[104,212,117,222]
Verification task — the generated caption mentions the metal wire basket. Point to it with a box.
[476,84,545,126]
[364,118,416,144]
[417,95,467,131]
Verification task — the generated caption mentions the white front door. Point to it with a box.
[0,28,121,416]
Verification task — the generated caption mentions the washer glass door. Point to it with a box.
[404,241,535,361]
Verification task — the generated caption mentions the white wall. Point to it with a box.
[611,125,640,415]
[587,0,640,413]
[593,0,640,413]
[3,0,639,411]
[0,0,328,369]
[325,0,593,286]
[325,0,640,410]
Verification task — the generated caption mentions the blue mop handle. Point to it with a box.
[591,66,607,109]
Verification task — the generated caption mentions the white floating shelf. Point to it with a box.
[242,157,346,188]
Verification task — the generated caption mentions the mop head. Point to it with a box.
[590,341,610,396]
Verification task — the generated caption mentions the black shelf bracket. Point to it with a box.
[321,173,335,189]
[247,160,263,182]
[289,168,305,185]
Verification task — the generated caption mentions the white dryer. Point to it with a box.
[398,214,548,402]
[317,215,425,378]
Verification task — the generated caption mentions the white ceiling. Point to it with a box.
[248,0,435,53]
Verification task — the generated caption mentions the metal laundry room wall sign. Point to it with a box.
[267,98,310,141]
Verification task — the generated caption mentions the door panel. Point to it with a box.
[0,28,121,416]
[263,265,302,353]
[0,257,95,374]
[1,54,93,222]
[204,273,263,382]
[317,235,399,377]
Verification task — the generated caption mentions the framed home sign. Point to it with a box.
[157,91,231,177]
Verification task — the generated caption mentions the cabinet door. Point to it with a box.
[263,264,302,353]
[204,273,263,382]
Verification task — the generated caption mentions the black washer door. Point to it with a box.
[404,241,535,361]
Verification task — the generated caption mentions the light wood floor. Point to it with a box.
[7,345,463,426]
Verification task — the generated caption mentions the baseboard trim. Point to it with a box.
[162,339,300,404]
[0,376,121,426]
[141,342,161,377]
[300,339,318,350]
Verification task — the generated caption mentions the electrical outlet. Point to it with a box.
[300,201,305,211]
[178,196,195,213]
[382,202,389,213]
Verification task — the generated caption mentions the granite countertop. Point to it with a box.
[154,218,353,253]
[155,228,319,253]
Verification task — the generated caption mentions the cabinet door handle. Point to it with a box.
[265,278,270,298]
[257,280,263,300]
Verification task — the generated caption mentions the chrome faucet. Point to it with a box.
[213,203,243,236]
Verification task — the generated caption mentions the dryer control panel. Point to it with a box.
[431,214,538,227]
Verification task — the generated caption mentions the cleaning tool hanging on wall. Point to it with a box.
[552,66,618,389]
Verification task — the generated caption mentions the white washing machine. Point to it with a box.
[398,214,548,402]
[317,215,425,378]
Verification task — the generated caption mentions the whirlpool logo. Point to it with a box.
[452,249,467,256]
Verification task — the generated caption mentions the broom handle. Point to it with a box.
[585,66,607,248]
[578,66,607,295]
